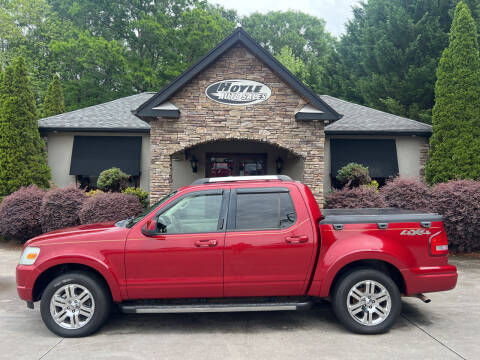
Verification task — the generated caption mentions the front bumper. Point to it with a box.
[402,264,458,295]
[16,264,41,302]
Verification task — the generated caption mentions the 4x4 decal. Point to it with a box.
[400,229,431,236]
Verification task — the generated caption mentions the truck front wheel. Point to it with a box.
[40,272,111,337]
[332,269,401,334]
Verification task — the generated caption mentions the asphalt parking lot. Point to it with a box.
[0,246,478,360]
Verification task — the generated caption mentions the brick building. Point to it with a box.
[38,28,432,205]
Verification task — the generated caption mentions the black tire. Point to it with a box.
[40,272,111,337]
[332,269,401,334]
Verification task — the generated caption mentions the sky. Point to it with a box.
[209,0,362,37]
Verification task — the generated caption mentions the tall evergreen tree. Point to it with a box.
[0,57,50,195]
[42,74,65,117]
[425,2,480,184]
[323,0,471,123]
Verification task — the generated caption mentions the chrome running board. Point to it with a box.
[120,299,312,314]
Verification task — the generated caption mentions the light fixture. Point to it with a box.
[275,157,284,174]
[190,156,198,173]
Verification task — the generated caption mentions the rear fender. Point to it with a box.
[312,234,413,297]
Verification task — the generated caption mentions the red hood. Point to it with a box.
[26,222,128,246]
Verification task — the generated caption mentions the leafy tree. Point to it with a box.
[275,46,308,83]
[47,0,236,94]
[0,0,72,102]
[241,10,335,93]
[41,74,65,117]
[241,10,334,60]
[49,30,131,111]
[0,57,50,195]
[425,2,480,184]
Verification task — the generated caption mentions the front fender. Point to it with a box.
[33,251,125,302]
[312,232,414,297]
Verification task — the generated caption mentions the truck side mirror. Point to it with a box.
[141,219,157,237]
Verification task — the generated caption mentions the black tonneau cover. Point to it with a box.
[320,208,442,225]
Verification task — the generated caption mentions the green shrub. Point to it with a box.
[336,162,371,188]
[122,187,149,208]
[86,189,104,197]
[97,167,129,192]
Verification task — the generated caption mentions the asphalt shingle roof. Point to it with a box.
[38,93,154,132]
[38,92,432,136]
[321,95,432,135]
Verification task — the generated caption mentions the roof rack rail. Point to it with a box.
[191,175,293,185]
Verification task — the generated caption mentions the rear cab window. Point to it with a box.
[228,187,297,231]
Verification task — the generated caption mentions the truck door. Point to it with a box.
[125,189,228,299]
[224,185,316,297]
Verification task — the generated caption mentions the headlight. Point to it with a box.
[19,247,40,265]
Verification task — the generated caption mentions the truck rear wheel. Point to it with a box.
[332,269,401,334]
[40,272,111,337]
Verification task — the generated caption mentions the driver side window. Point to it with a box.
[157,193,223,234]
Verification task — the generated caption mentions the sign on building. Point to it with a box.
[205,79,271,106]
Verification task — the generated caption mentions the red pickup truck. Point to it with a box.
[16,176,457,337]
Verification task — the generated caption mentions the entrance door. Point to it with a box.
[206,153,267,177]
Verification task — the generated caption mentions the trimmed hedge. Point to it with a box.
[430,180,480,252]
[325,186,386,209]
[0,186,45,241]
[380,177,431,211]
[79,193,143,224]
[40,186,86,233]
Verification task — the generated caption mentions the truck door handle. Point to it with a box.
[194,240,217,248]
[285,236,308,244]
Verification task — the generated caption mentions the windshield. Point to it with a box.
[124,191,178,228]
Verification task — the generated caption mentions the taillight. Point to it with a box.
[429,231,449,256]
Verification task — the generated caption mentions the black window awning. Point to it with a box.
[70,136,142,176]
[331,139,399,178]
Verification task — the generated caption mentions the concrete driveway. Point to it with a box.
[0,246,478,360]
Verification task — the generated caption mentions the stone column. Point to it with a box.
[419,137,430,178]
[149,120,175,203]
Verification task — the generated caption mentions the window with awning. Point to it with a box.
[330,139,399,181]
[70,136,142,177]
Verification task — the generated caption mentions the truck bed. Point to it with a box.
[320,207,442,224]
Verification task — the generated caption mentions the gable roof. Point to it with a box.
[321,95,432,136]
[134,27,341,121]
[38,93,152,133]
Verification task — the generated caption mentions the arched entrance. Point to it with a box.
[170,139,304,189]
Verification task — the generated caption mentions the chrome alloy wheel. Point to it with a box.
[50,284,95,330]
[346,280,391,326]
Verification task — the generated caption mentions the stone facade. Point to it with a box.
[419,137,430,178]
[149,44,325,203]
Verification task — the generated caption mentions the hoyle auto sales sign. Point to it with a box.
[205,79,271,106]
